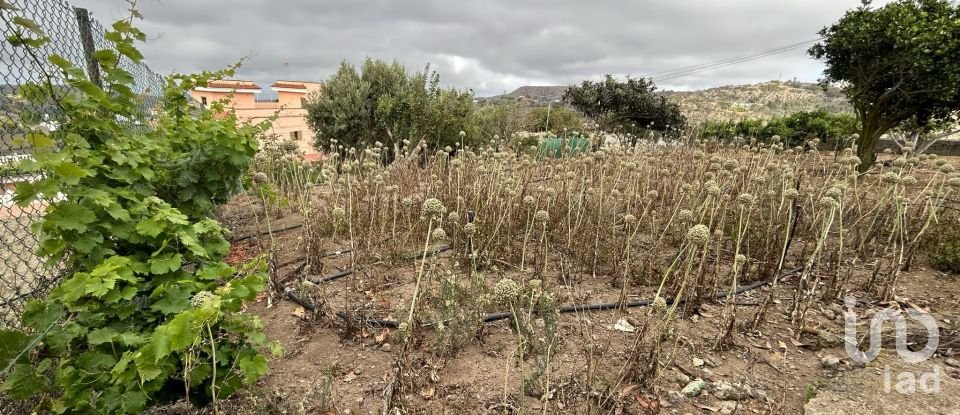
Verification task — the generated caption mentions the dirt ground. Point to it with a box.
[205,195,960,415]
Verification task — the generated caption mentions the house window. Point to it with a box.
[200,96,207,106]
[290,131,302,141]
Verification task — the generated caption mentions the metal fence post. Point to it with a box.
[73,7,101,88]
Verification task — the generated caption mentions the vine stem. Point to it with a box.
[207,322,219,415]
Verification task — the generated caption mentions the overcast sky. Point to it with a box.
[73,0,877,96]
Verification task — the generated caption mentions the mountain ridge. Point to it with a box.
[478,81,853,123]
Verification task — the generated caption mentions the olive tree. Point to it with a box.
[563,75,686,145]
[305,59,476,160]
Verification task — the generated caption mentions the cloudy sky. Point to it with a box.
[74,0,877,97]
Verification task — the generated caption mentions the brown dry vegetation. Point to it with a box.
[203,137,960,414]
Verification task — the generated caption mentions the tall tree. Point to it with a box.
[563,75,686,145]
[809,0,960,170]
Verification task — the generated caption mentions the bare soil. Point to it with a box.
[200,195,960,415]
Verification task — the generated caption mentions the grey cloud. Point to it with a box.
[75,0,878,96]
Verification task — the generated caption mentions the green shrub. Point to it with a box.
[0,11,278,414]
[931,233,960,273]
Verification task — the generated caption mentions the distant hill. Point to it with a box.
[662,81,852,124]
[479,81,852,123]
[478,86,568,104]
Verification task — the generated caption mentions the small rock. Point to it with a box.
[681,379,709,397]
[821,355,841,368]
[816,331,842,349]
[712,380,748,401]
[353,367,362,375]
[676,371,691,386]
[749,387,769,402]
[692,357,705,367]
[946,358,960,369]
[667,390,685,403]
[381,343,392,352]
[719,401,738,414]
[822,308,836,321]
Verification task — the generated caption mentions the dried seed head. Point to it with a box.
[463,222,478,236]
[678,209,694,223]
[190,291,216,308]
[448,212,460,222]
[523,195,536,206]
[892,158,907,167]
[493,278,521,304]
[881,172,901,184]
[818,197,839,209]
[623,214,637,225]
[707,184,721,196]
[734,254,747,267]
[431,228,447,240]
[687,224,710,246]
[652,295,667,311]
[824,187,843,201]
[783,188,799,199]
[737,193,755,207]
[252,172,269,184]
[901,176,918,186]
[939,164,955,174]
[332,207,346,219]
[534,210,549,223]
[422,198,446,218]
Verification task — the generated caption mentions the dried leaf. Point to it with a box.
[694,403,720,412]
[777,340,787,350]
[620,383,639,396]
[420,387,435,399]
[291,307,306,319]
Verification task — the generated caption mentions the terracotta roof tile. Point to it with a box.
[205,80,261,90]
[271,81,307,89]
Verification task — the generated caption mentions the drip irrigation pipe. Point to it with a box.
[232,222,304,242]
[286,266,805,328]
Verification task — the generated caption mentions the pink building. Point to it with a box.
[190,79,322,160]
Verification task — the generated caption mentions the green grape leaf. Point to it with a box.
[87,327,118,345]
[46,203,96,232]
[149,253,182,275]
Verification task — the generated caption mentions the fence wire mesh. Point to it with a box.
[0,0,165,328]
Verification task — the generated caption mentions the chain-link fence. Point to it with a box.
[0,0,165,328]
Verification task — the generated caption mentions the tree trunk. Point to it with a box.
[856,118,884,173]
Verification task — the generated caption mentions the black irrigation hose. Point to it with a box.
[285,266,805,329]
[232,222,304,243]
[403,245,452,260]
[309,269,354,284]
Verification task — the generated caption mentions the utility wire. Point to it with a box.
[649,38,821,82]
